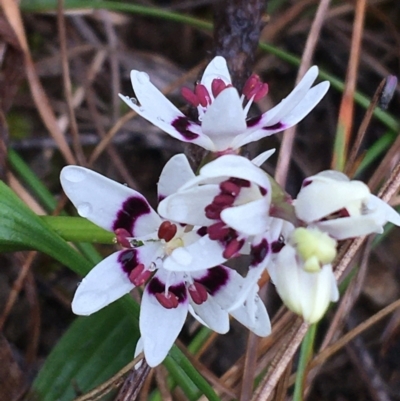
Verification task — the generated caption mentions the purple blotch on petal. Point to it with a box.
[246,115,262,127]
[251,239,269,266]
[118,249,139,274]
[196,266,229,296]
[147,277,187,303]
[271,236,285,253]
[263,122,284,131]
[171,116,199,140]
[113,196,150,235]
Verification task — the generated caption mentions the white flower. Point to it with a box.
[268,227,339,323]
[119,56,330,153]
[158,154,275,269]
[294,170,400,240]
[60,154,270,367]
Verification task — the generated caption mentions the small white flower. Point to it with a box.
[294,170,400,239]
[119,56,330,153]
[268,227,339,323]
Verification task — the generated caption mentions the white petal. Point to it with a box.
[190,297,229,334]
[71,251,134,316]
[200,266,271,336]
[251,149,276,167]
[271,246,338,323]
[230,287,271,337]
[368,195,400,226]
[300,264,338,323]
[133,337,144,369]
[158,185,219,226]
[61,166,160,236]
[140,271,188,367]
[201,56,232,90]
[221,198,269,235]
[119,72,215,151]
[157,154,195,200]
[231,81,330,149]
[262,66,320,126]
[278,81,330,127]
[164,235,226,271]
[200,155,271,190]
[294,178,370,223]
[201,87,247,151]
[315,216,383,239]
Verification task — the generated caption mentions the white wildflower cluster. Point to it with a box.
[60,57,400,367]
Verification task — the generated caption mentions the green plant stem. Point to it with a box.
[293,323,317,401]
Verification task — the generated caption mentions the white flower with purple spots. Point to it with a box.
[60,154,270,366]
[294,170,400,240]
[157,154,289,306]
[119,56,330,153]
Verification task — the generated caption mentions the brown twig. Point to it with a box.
[344,78,387,176]
[213,0,266,91]
[57,0,86,165]
[1,0,76,164]
[275,0,332,187]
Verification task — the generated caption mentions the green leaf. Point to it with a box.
[32,301,140,401]
[0,180,91,275]
[40,216,115,244]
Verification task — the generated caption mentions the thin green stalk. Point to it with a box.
[40,216,115,244]
[293,323,317,401]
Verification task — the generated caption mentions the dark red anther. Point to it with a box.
[181,87,199,107]
[195,84,211,107]
[220,180,241,196]
[253,82,269,101]
[205,203,223,220]
[155,291,180,309]
[223,238,244,259]
[188,282,208,304]
[229,177,251,187]
[208,221,230,240]
[213,193,235,206]
[129,264,152,286]
[115,228,132,248]
[259,186,268,196]
[158,221,177,242]
[211,78,227,98]
[243,74,269,101]
[302,179,312,188]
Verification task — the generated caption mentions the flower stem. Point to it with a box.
[293,323,317,401]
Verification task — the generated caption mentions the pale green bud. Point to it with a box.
[291,227,337,272]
